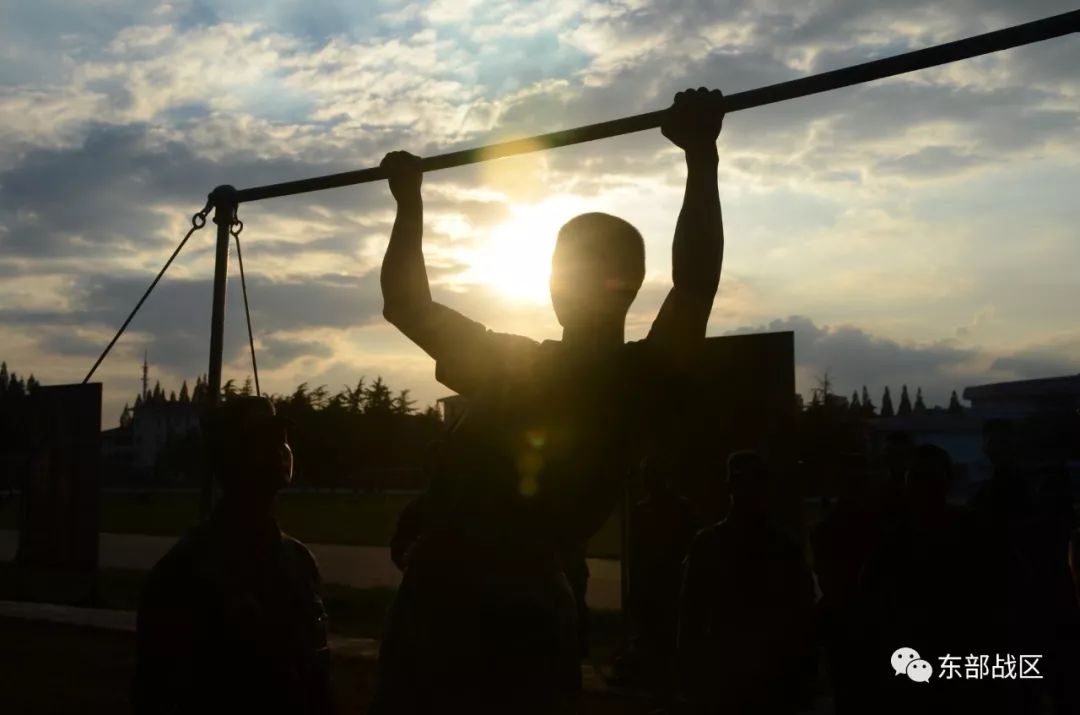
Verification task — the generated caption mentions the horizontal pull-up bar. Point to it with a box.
[236,9,1079,204]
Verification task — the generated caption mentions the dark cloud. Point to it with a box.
[0,121,388,261]
[258,333,334,369]
[3,268,383,375]
[991,336,1080,379]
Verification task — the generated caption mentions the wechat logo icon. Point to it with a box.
[892,647,933,683]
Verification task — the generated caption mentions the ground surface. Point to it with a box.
[0,615,647,715]
[0,490,623,557]
[0,529,623,610]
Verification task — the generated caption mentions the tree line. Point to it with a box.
[130,375,444,490]
[0,362,41,401]
[804,374,965,418]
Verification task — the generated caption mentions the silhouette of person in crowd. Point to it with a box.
[133,396,332,715]
[613,454,699,691]
[968,418,1037,708]
[390,440,454,571]
[1027,461,1080,713]
[857,444,997,714]
[971,419,1029,516]
[810,453,876,715]
[676,451,815,714]
[371,87,725,714]
[875,430,914,532]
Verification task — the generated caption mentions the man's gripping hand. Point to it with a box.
[661,87,725,154]
[380,150,423,203]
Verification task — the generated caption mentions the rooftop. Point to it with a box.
[963,374,1080,401]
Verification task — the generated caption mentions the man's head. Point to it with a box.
[726,450,769,516]
[203,396,293,502]
[905,444,952,513]
[982,418,1015,468]
[550,213,645,331]
[885,430,914,482]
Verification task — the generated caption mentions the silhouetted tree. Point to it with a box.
[222,379,238,401]
[309,385,329,410]
[26,375,40,394]
[392,389,416,415]
[178,380,190,404]
[8,375,25,399]
[169,390,177,403]
[120,403,133,428]
[913,387,926,414]
[897,385,912,416]
[849,390,861,416]
[365,377,393,415]
[861,385,876,418]
[947,390,963,415]
[343,379,366,414]
[289,383,312,412]
[0,362,8,393]
[240,377,253,397]
[880,387,895,418]
[325,390,347,413]
[813,370,834,411]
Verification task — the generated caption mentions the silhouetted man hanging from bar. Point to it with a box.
[371,87,725,715]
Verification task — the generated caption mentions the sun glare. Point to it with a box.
[462,195,589,305]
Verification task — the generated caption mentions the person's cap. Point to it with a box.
[203,396,293,443]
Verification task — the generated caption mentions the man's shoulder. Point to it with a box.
[280,533,321,581]
[152,525,211,572]
[141,526,212,603]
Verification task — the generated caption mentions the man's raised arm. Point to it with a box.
[379,151,479,360]
[379,151,537,395]
[647,88,725,361]
[380,151,438,350]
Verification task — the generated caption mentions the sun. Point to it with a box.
[462,195,588,305]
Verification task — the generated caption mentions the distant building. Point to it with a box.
[100,424,135,473]
[131,401,200,471]
[436,395,468,427]
[869,375,1080,489]
[962,374,1080,420]
[870,412,986,482]
[102,354,202,479]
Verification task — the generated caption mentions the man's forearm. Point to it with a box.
[672,147,723,295]
[381,195,432,325]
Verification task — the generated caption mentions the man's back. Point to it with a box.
[134,517,331,714]
[678,517,816,710]
[421,335,667,558]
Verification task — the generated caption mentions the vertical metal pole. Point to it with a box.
[200,185,237,521]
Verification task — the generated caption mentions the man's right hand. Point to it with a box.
[381,150,423,203]
[661,87,725,154]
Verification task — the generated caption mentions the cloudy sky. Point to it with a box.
[2,0,1078,426]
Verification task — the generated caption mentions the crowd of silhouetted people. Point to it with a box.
[604,422,1080,715]
[133,396,1080,714]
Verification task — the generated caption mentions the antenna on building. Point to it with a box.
[142,350,149,400]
